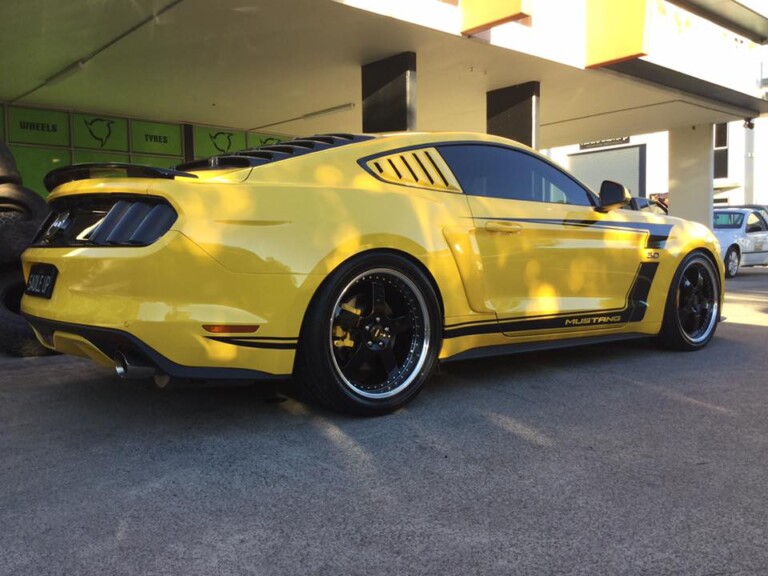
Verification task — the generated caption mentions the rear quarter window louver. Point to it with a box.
[362,147,461,193]
[33,196,177,248]
[175,133,375,171]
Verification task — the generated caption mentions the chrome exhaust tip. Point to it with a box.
[114,351,156,380]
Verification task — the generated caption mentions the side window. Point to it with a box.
[713,212,743,229]
[438,144,594,206]
[746,212,765,233]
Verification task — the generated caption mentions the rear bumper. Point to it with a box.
[20,232,324,377]
[24,315,286,380]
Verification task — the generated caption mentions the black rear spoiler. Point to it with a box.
[44,163,198,192]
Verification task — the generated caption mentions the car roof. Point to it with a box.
[714,208,751,213]
[172,131,536,174]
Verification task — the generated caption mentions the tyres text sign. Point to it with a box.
[131,120,183,156]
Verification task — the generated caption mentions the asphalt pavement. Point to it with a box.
[2,268,768,576]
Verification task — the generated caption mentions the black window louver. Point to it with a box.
[237,149,292,160]
[33,196,177,248]
[174,133,375,171]
[179,156,257,170]
[286,139,327,150]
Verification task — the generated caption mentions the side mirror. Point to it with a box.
[598,180,631,212]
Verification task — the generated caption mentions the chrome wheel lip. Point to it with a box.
[677,260,719,345]
[328,267,431,400]
[684,301,718,344]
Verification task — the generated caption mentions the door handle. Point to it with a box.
[485,221,522,234]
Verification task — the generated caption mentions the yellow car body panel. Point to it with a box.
[22,232,321,375]
[21,132,724,383]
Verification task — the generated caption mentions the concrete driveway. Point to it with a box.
[2,268,768,576]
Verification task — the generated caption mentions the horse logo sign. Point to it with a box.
[210,132,234,154]
[84,118,114,148]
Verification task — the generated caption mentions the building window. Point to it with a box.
[714,123,728,179]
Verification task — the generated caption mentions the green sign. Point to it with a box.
[247,132,284,148]
[130,120,182,156]
[194,125,246,158]
[73,150,130,165]
[130,154,182,169]
[8,107,70,147]
[9,145,71,197]
[74,113,128,152]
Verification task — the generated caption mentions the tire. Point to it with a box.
[0,183,49,266]
[0,182,49,222]
[0,210,43,266]
[657,251,720,351]
[294,252,441,416]
[0,143,22,186]
[724,246,740,278]
[0,264,54,357]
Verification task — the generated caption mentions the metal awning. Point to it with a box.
[668,0,768,44]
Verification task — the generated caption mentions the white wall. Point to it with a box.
[669,124,713,228]
[543,131,668,196]
[754,118,768,205]
[567,146,644,196]
[545,118,768,216]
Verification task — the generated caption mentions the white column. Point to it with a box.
[744,128,755,204]
[744,123,755,204]
[754,118,768,205]
[669,124,713,229]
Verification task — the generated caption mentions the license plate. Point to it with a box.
[25,264,58,299]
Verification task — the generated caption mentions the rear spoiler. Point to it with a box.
[44,163,198,192]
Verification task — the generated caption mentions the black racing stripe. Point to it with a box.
[206,336,297,350]
[443,317,498,330]
[472,216,673,248]
[446,309,625,338]
[444,261,659,339]
[497,312,624,334]
[216,335,298,341]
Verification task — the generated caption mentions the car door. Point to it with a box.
[742,211,768,265]
[437,144,651,337]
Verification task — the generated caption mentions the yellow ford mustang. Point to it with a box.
[21,132,724,415]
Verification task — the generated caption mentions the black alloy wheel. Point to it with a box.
[658,251,720,350]
[295,252,441,415]
[329,268,431,399]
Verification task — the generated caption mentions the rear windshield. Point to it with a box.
[713,212,744,229]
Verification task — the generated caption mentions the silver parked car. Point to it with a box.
[713,208,768,278]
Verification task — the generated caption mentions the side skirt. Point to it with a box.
[441,332,648,363]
